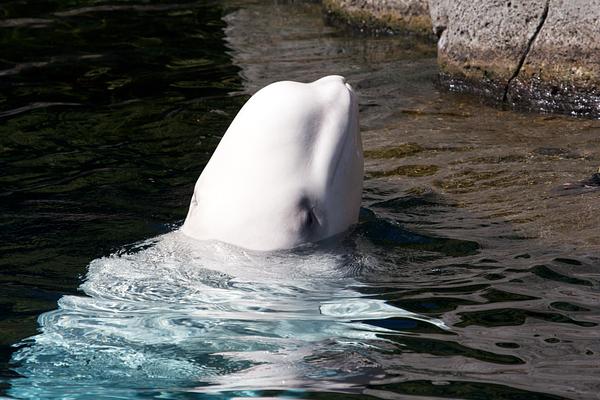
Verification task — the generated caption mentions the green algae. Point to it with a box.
[364,143,424,159]
[369,164,439,178]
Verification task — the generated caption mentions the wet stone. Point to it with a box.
[430,0,600,118]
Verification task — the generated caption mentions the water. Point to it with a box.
[1,0,599,399]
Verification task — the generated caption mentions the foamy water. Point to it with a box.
[10,231,447,398]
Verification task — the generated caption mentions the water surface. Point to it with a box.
[1,1,599,399]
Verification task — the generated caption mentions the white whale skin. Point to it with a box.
[181,75,363,251]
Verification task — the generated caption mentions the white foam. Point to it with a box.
[11,231,447,398]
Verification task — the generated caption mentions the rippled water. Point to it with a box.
[1,1,600,399]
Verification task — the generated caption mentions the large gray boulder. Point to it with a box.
[510,0,600,116]
[430,0,600,117]
[323,0,432,36]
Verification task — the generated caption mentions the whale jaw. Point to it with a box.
[181,75,363,251]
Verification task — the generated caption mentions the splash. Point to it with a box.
[10,232,446,398]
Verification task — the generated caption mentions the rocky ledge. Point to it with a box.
[323,0,433,36]
[324,0,600,118]
[431,0,600,118]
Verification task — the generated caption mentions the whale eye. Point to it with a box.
[306,210,314,226]
[295,197,319,235]
[297,207,319,238]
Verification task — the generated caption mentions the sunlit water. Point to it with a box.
[1,0,600,399]
[10,230,454,398]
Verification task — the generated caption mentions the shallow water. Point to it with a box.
[1,1,600,399]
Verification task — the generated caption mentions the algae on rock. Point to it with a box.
[323,0,433,36]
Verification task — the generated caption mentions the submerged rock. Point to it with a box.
[556,167,600,195]
[430,0,600,118]
[323,0,433,36]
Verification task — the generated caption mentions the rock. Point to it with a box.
[323,0,433,36]
[430,0,600,117]
[509,0,600,117]
[429,0,548,102]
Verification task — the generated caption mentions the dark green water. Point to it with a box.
[0,0,244,385]
[1,1,600,399]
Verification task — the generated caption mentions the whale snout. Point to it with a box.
[313,75,355,94]
[312,75,357,109]
[183,75,363,251]
[314,75,346,85]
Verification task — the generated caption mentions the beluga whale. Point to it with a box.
[182,75,363,251]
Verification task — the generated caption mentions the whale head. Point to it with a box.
[181,75,363,251]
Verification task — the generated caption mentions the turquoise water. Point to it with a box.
[9,232,457,398]
[1,1,600,399]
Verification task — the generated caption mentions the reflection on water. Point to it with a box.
[2,0,600,399]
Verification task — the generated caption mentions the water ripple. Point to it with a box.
[10,231,448,398]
